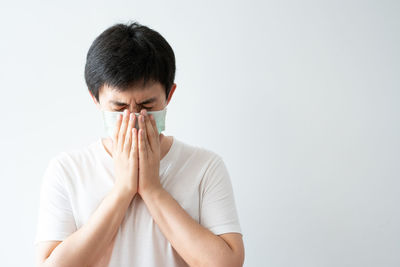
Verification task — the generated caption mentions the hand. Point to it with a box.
[137,109,163,198]
[111,109,139,197]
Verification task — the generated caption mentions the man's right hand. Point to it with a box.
[111,109,139,197]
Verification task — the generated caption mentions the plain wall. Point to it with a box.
[0,0,399,266]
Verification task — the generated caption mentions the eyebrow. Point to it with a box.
[109,97,157,106]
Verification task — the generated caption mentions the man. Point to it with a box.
[34,21,244,267]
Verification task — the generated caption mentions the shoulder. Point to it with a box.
[52,139,99,167]
[174,137,223,165]
[172,137,227,179]
[44,139,100,181]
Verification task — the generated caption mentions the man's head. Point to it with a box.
[84,21,176,113]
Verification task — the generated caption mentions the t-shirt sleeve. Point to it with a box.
[34,156,77,246]
[199,155,242,236]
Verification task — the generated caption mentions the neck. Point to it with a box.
[101,133,173,161]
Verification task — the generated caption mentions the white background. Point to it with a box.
[0,1,399,266]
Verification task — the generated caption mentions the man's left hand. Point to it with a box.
[137,109,163,198]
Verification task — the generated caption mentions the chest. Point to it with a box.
[67,167,202,229]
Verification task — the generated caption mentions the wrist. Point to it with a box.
[111,185,137,201]
[141,186,164,202]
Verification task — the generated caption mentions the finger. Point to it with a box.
[138,113,149,152]
[144,112,157,151]
[149,114,159,145]
[112,113,123,153]
[138,128,148,159]
[140,111,151,152]
[130,127,138,160]
[123,113,134,155]
[159,132,164,143]
[118,109,130,152]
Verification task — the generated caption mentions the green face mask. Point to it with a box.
[101,107,167,138]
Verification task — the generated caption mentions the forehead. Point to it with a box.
[100,81,165,101]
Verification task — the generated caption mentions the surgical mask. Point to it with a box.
[101,107,167,138]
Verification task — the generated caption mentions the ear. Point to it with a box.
[166,83,177,105]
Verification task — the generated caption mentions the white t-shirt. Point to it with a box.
[34,135,242,267]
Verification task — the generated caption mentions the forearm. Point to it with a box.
[141,188,236,267]
[42,188,135,267]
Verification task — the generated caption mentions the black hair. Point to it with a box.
[84,21,176,103]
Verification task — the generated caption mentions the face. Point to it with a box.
[92,81,176,113]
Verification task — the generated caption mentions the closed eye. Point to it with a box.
[115,107,152,112]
